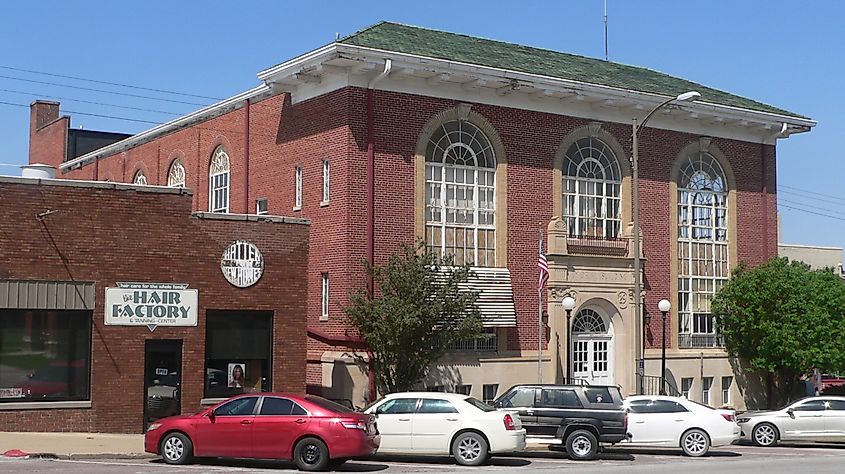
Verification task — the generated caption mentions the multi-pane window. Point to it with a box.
[133,170,147,185]
[321,160,330,204]
[681,377,693,399]
[295,166,302,209]
[209,147,230,213]
[256,198,268,215]
[448,328,498,352]
[425,120,496,267]
[721,376,733,406]
[562,137,622,238]
[168,160,185,188]
[701,376,713,405]
[320,273,329,320]
[678,153,728,348]
[482,384,499,404]
[455,385,471,396]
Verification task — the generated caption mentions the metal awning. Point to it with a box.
[460,267,517,328]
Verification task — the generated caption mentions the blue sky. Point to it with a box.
[1,1,843,252]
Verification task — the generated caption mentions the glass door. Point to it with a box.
[144,340,182,430]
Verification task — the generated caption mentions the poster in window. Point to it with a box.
[228,363,245,388]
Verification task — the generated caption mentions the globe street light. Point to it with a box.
[633,91,700,394]
[562,296,577,383]
[658,298,672,395]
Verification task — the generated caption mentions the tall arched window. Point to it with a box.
[133,170,147,185]
[677,152,728,348]
[562,137,622,237]
[425,120,495,266]
[168,159,186,188]
[209,147,230,213]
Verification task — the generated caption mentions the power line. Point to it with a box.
[0,88,181,115]
[0,74,211,107]
[0,65,223,101]
[0,100,160,125]
[780,184,845,203]
[779,203,845,222]
[779,189,845,208]
[780,198,845,217]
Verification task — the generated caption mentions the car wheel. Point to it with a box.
[294,437,330,471]
[680,428,710,457]
[566,429,598,461]
[160,432,193,465]
[752,423,779,447]
[452,432,489,466]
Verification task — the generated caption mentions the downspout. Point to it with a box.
[365,58,392,402]
[243,98,251,213]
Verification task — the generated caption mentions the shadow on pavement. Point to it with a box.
[506,448,635,462]
[372,454,531,467]
[607,447,741,458]
[150,458,390,471]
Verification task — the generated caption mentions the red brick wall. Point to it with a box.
[0,180,309,433]
[41,86,778,365]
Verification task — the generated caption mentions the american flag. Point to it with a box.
[538,237,549,290]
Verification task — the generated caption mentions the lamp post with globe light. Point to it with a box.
[658,298,672,395]
[562,296,576,383]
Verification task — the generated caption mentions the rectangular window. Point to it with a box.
[321,160,330,205]
[455,384,471,396]
[204,310,272,399]
[0,309,92,403]
[210,172,230,213]
[321,273,329,321]
[294,166,302,210]
[702,377,713,406]
[482,384,499,404]
[256,198,268,215]
[681,377,693,399]
[722,376,733,406]
[447,328,498,352]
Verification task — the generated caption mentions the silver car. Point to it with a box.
[737,396,845,446]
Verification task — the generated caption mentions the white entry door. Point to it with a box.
[570,308,613,385]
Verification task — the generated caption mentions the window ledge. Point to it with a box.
[320,200,330,207]
[0,400,92,410]
[319,315,329,322]
[200,398,227,406]
[293,205,302,212]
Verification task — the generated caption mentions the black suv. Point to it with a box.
[493,384,628,460]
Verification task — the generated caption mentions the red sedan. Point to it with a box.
[145,393,379,471]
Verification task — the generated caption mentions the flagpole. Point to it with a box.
[538,229,543,384]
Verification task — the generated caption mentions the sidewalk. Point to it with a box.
[0,431,149,459]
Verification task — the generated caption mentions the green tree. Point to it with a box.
[344,241,484,395]
[712,257,845,398]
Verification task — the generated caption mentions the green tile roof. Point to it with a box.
[340,22,806,119]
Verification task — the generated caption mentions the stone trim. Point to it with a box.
[414,104,508,267]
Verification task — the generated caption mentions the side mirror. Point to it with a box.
[207,410,216,422]
[786,408,795,418]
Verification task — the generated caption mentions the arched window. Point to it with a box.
[424,120,496,266]
[562,137,622,237]
[168,159,186,188]
[209,147,230,213]
[133,170,147,185]
[677,152,728,348]
[572,308,608,334]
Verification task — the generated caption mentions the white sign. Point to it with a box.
[0,388,23,399]
[221,240,264,288]
[105,283,198,332]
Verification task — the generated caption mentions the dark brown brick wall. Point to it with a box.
[0,180,309,433]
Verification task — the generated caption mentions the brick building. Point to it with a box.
[26,22,814,409]
[0,176,309,432]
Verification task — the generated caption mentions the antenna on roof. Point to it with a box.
[604,0,609,61]
[335,32,340,41]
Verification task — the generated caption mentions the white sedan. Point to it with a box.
[737,396,845,446]
[622,395,740,456]
[365,392,527,465]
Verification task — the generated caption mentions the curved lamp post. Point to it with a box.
[658,298,672,395]
[632,91,700,394]
[562,296,577,384]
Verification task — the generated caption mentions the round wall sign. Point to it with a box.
[220,240,264,288]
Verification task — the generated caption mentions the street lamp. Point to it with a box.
[658,299,671,395]
[632,91,700,394]
[562,296,576,384]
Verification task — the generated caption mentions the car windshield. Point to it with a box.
[305,395,354,413]
[464,397,495,412]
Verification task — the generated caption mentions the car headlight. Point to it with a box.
[147,422,162,431]
[736,417,750,424]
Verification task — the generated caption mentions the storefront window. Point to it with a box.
[0,310,91,402]
[204,310,272,399]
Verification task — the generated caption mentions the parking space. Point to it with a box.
[2,443,845,473]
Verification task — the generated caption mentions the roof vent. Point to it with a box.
[21,163,56,179]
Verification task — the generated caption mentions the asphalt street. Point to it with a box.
[2,444,844,473]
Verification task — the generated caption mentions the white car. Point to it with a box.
[364,392,527,465]
[622,395,740,456]
[737,396,845,446]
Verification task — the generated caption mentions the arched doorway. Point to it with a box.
[571,308,614,385]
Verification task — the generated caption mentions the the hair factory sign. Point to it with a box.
[105,282,198,331]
